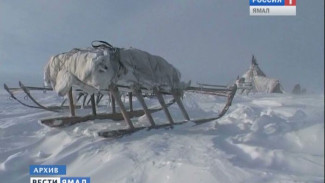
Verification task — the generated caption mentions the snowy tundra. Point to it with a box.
[0,90,323,183]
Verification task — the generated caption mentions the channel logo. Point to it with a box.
[29,165,90,183]
[250,0,296,16]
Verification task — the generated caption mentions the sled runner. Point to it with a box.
[4,40,237,138]
[4,82,103,112]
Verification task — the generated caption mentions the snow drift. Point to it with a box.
[0,90,323,183]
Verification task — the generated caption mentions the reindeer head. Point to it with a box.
[89,48,120,90]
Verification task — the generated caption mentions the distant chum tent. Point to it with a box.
[237,55,283,94]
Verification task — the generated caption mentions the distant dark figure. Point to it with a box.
[292,84,306,95]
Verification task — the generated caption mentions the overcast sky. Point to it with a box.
[0,0,324,92]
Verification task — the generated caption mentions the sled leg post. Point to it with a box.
[110,92,116,114]
[110,85,134,129]
[128,92,133,112]
[68,87,75,117]
[172,92,190,121]
[155,88,174,124]
[133,88,155,127]
[95,94,100,105]
[90,94,96,116]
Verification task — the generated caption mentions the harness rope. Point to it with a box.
[91,40,127,82]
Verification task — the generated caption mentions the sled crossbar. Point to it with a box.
[5,83,232,97]
[197,82,228,88]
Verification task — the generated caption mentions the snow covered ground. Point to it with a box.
[0,89,323,183]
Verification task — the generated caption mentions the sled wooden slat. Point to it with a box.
[133,89,155,127]
[173,93,190,121]
[110,85,134,129]
[155,89,174,124]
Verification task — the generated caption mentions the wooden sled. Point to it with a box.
[4,81,237,138]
